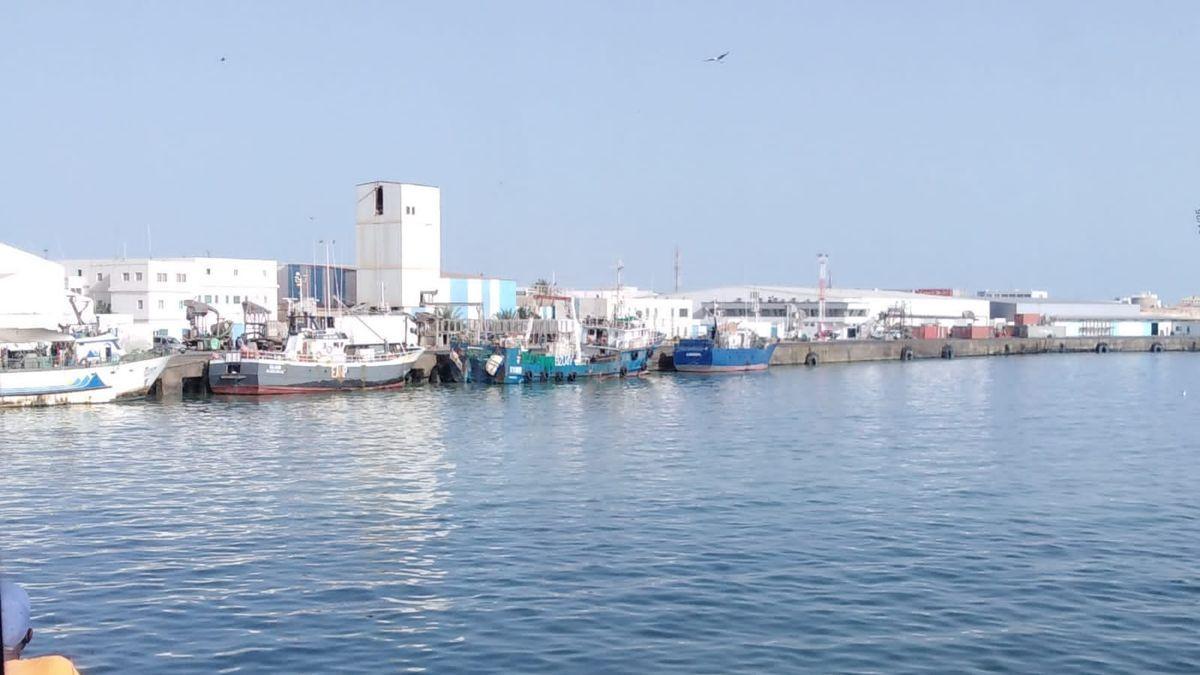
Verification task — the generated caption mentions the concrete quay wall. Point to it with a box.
[656,336,1198,370]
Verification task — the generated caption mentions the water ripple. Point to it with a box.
[2,354,1199,672]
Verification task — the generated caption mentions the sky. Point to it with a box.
[2,1,1199,300]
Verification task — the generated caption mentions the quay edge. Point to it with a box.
[655,336,1199,370]
[149,336,1199,396]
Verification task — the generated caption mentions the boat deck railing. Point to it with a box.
[218,347,419,364]
[1,354,130,371]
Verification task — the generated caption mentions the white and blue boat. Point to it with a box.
[0,329,169,407]
[673,322,777,373]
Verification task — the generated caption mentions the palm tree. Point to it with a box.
[494,308,518,320]
[433,306,464,321]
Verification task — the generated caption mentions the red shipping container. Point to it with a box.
[912,324,946,340]
[951,326,992,339]
[1014,313,1041,327]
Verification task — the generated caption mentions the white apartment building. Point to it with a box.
[64,257,278,338]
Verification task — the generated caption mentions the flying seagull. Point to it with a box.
[220,56,227,63]
[704,51,729,63]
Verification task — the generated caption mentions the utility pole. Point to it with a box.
[817,253,829,340]
[673,246,681,293]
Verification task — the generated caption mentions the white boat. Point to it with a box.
[208,329,424,395]
[0,329,169,408]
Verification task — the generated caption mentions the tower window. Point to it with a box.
[375,186,384,215]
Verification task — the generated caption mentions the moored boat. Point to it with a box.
[463,317,661,384]
[673,322,777,373]
[208,329,423,394]
[0,329,169,407]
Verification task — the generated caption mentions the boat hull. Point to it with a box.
[465,345,656,385]
[673,340,777,373]
[208,353,418,395]
[0,356,170,408]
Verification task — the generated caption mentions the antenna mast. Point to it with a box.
[817,253,829,340]
[673,246,681,293]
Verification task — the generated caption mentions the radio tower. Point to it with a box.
[673,246,681,293]
[817,253,829,340]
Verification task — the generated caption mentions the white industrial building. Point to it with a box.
[0,243,72,330]
[355,181,442,311]
[668,285,995,339]
[560,287,696,338]
[354,181,516,317]
[64,257,278,341]
[987,299,1171,337]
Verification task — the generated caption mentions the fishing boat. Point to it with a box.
[673,321,777,373]
[208,327,423,394]
[0,328,169,407]
[464,317,660,384]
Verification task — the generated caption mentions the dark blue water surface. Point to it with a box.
[2,354,1199,673]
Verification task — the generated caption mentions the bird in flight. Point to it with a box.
[219,56,227,63]
[704,51,729,63]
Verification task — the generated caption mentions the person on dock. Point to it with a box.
[1,580,80,675]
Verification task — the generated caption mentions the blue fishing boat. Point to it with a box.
[463,318,661,385]
[673,323,777,373]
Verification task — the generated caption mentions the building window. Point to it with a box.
[204,295,212,303]
[375,186,384,215]
[156,273,167,282]
[679,308,688,318]
[179,301,185,309]
[137,300,144,309]
[157,300,164,310]
[176,273,187,282]
[233,295,241,304]
[206,268,212,275]
[225,296,230,304]
[96,273,102,281]
[122,272,130,281]
[136,272,143,281]
[76,269,82,276]
[233,269,239,276]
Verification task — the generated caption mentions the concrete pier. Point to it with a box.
[148,336,1197,396]
[150,353,211,398]
[655,336,1197,371]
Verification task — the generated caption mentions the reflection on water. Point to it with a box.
[3,355,1200,673]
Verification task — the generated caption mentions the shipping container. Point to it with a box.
[951,325,992,339]
[912,324,948,340]
[1014,313,1041,326]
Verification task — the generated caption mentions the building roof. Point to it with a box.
[63,256,276,265]
[355,180,439,189]
[442,271,515,282]
[0,243,63,278]
[666,285,988,303]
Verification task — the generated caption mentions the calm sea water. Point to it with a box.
[2,354,1199,673]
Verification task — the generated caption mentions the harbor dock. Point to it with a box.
[148,335,1196,398]
[655,335,1196,370]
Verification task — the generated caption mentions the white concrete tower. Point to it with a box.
[355,181,442,310]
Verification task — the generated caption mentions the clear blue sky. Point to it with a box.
[3,1,1198,300]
